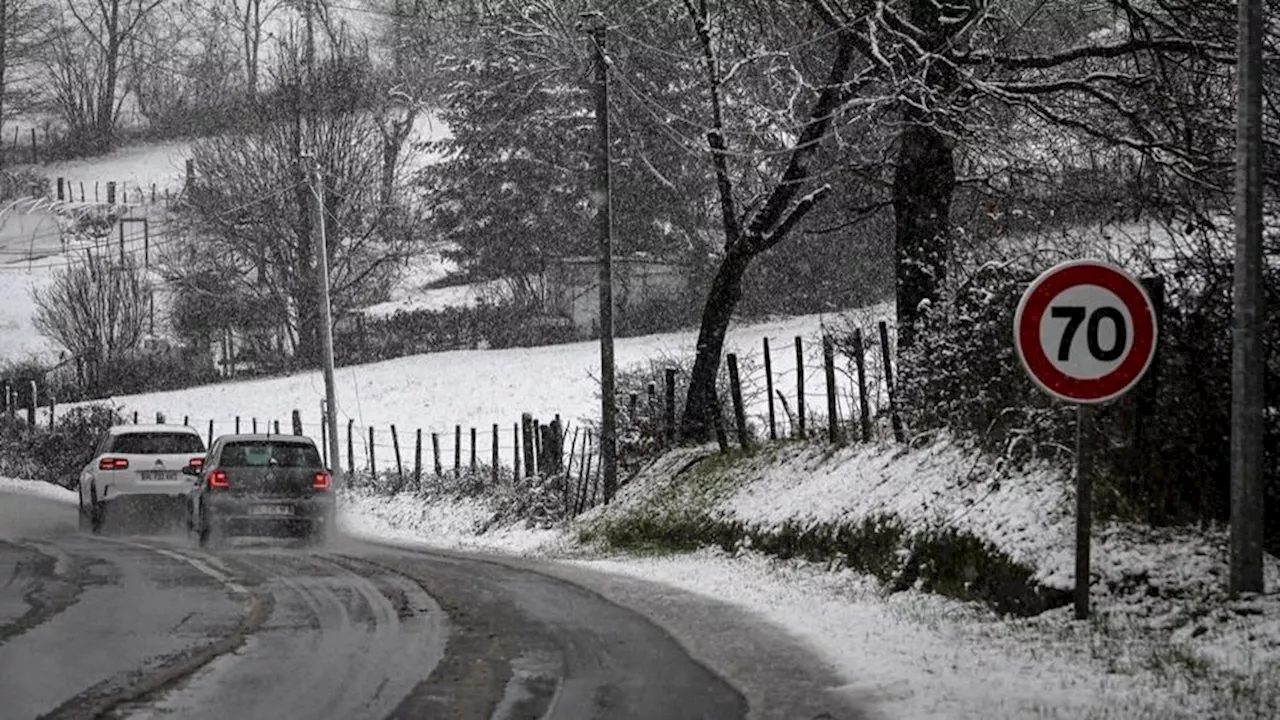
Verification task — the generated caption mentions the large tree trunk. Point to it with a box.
[96,1,122,151]
[680,246,751,441]
[893,120,955,349]
[893,0,959,350]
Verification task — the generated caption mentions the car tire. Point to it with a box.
[306,523,328,547]
[78,492,91,532]
[197,504,224,549]
[89,486,105,534]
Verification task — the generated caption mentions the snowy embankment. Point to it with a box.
[337,434,1280,720]
[0,476,76,505]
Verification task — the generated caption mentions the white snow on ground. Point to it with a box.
[0,258,57,362]
[332,426,1280,720]
[359,280,504,317]
[32,140,192,194]
[721,439,1077,588]
[0,476,76,505]
[68,307,889,468]
[338,488,561,555]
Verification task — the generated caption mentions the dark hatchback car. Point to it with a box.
[185,434,336,547]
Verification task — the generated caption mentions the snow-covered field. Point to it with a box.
[68,306,891,469]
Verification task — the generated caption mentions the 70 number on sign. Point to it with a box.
[1016,261,1157,405]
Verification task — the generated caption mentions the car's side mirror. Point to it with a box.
[181,464,201,477]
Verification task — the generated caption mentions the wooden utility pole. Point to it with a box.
[584,11,618,503]
[308,157,343,485]
[1230,0,1266,597]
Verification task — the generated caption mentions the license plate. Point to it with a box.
[250,505,292,516]
[141,471,178,481]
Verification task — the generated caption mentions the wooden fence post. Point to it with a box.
[764,338,777,440]
[532,418,541,475]
[664,367,677,445]
[454,424,462,477]
[347,420,355,475]
[29,128,35,164]
[853,328,872,442]
[712,391,730,455]
[252,417,258,433]
[48,395,55,431]
[79,181,85,202]
[647,382,657,414]
[183,415,189,426]
[56,177,65,201]
[273,419,280,435]
[727,353,750,449]
[391,424,404,485]
[512,422,521,480]
[291,409,302,436]
[414,429,423,487]
[432,432,442,476]
[491,424,500,484]
[106,181,115,204]
[27,381,37,427]
[878,320,905,443]
[565,427,580,478]
[628,393,638,426]
[157,412,166,424]
[823,335,840,444]
[368,426,376,477]
[470,427,477,474]
[320,414,328,467]
[795,337,806,438]
[133,410,138,424]
[521,413,534,478]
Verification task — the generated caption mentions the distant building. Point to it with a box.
[545,254,690,338]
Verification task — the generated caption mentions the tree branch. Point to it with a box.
[955,37,1233,70]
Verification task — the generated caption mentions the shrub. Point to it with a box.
[0,404,121,487]
[897,252,1280,545]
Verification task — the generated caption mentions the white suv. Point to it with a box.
[78,424,208,533]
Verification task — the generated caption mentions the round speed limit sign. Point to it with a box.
[1014,259,1157,404]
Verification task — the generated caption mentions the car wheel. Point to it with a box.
[89,486,105,534]
[306,523,328,546]
[197,503,223,549]
[78,491,91,532]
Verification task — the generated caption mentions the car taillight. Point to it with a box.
[98,457,129,470]
[313,471,332,491]
[190,457,205,469]
[208,469,230,489]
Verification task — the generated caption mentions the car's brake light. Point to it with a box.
[98,457,129,470]
[190,457,205,469]
[208,469,230,489]
[313,471,332,491]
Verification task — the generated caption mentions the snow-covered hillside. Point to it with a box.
[73,306,891,465]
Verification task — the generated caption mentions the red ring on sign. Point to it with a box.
[1017,263,1156,403]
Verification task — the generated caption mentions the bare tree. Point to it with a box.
[168,39,419,368]
[43,0,167,150]
[676,0,880,440]
[0,0,55,156]
[32,253,150,389]
[211,0,282,99]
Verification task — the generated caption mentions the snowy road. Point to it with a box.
[0,488,838,720]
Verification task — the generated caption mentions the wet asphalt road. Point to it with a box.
[0,489,864,720]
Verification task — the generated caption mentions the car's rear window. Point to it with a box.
[109,432,205,454]
[219,442,322,468]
